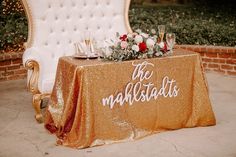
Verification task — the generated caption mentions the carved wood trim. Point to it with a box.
[20,0,33,48]
[33,93,51,123]
[25,60,40,94]
[125,0,133,33]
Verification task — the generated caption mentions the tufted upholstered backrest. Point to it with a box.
[21,0,132,93]
[22,0,132,55]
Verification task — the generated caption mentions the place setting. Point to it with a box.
[73,25,176,62]
[73,32,100,59]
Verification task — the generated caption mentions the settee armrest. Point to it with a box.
[23,47,42,94]
[23,47,42,66]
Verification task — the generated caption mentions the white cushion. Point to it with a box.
[39,74,55,93]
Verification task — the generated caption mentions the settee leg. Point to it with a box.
[32,94,43,123]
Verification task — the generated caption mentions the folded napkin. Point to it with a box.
[74,40,95,56]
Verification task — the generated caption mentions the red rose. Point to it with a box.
[161,42,168,53]
[139,42,147,52]
[119,34,127,41]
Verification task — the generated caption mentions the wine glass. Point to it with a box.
[93,40,103,60]
[158,25,165,42]
[166,33,176,54]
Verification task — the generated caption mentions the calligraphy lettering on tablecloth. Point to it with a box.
[102,61,180,109]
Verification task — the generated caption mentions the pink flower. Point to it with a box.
[120,41,128,49]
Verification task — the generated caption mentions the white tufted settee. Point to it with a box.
[21,0,132,122]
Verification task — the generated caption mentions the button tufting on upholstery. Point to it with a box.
[51,54,55,58]
[23,0,130,95]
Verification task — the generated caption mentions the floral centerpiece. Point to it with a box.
[102,29,172,61]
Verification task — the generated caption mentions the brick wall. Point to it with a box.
[175,45,236,76]
[0,52,27,81]
[0,45,236,82]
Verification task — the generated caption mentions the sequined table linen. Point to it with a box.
[45,49,216,148]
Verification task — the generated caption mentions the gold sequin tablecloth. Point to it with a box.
[45,49,216,149]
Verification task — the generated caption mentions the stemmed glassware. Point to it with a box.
[84,31,92,56]
[158,25,165,42]
[166,33,176,54]
[74,31,99,59]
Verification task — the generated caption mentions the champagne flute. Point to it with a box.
[84,31,91,56]
[166,33,176,54]
[158,25,165,42]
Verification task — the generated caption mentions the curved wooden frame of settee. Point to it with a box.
[20,0,132,123]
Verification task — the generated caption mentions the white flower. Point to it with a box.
[153,35,158,42]
[134,35,143,44]
[151,29,156,34]
[132,45,139,52]
[103,47,112,56]
[155,51,163,57]
[135,29,142,34]
[146,38,155,48]
[158,41,165,49]
[127,33,133,39]
[120,41,128,49]
[140,33,149,38]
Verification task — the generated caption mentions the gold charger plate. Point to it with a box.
[73,54,99,59]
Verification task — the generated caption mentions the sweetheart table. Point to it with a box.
[44,49,216,148]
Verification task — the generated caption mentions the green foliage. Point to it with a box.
[132,0,145,5]
[129,4,236,46]
[103,31,166,62]
[1,1,236,54]
[0,0,27,53]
